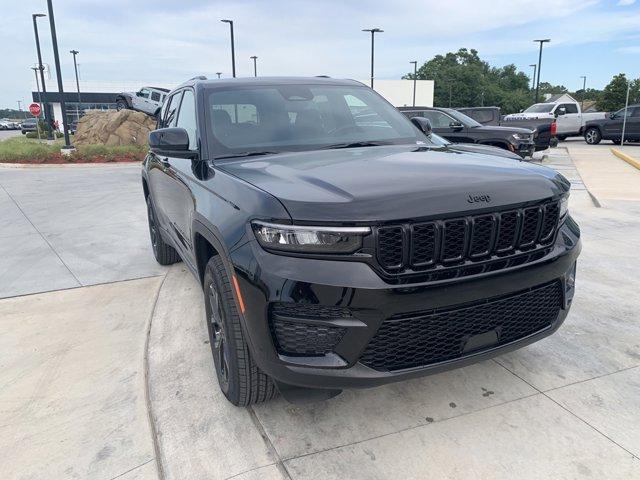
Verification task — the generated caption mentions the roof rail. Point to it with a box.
[189,75,208,81]
[315,75,330,78]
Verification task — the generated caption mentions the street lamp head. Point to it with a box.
[33,13,46,18]
[362,28,383,33]
[221,19,233,24]
[70,49,79,55]
[533,39,551,43]
[410,60,417,65]
[529,64,536,67]
[250,55,257,60]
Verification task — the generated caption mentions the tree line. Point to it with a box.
[403,48,639,114]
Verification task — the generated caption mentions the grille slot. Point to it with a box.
[359,281,563,371]
[375,200,559,276]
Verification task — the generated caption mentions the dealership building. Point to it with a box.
[32,78,434,125]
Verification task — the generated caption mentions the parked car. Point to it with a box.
[142,76,580,406]
[457,106,557,151]
[504,101,606,140]
[115,86,169,117]
[583,104,640,145]
[399,106,536,158]
[0,119,20,130]
[20,118,38,134]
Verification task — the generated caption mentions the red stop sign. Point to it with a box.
[29,103,41,117]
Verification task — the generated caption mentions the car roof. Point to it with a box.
[174,76,366,91]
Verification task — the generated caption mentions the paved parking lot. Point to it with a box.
[1,145,639,479]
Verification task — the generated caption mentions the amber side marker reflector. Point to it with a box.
[231,275,246,314]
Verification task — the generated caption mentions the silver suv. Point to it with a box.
[115,86,169,117]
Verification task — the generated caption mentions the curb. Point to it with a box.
[611,148,640,170]
[0,161,140,169]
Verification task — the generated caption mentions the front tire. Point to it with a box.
[203,255,277,406]
[584,127,601,145]
[116,100,128,111]
[146,196,180,265]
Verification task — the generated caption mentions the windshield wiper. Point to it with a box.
[213,151,280,160]
[320,141,392,150]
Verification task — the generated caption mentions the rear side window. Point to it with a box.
[466,109,495,124]
[175,90,197,150]
[151,91,161,102]
[420,110,454,128]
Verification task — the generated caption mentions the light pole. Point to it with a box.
[32,13,53,139]
[46,0,72,148]
[250,56,258,77]
[533,39,550,103]
[17,101,24,119]
[70,50,81,119]
[216,72,222,78]
[621,80,631,146]
[362,28,383,89]
[410,60,417,107]
[580,75,587,112]
[221,20,236,78]
[529,64,537,91]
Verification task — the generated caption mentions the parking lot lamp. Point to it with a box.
[46,0,72,149]
[533,39,550,103]
[32,13,53,139]
[362,28,383,89]
[70,50,81,119]
[529,64,537,90]
[250,56,258,77]
[580,75,587,111]
[410,61,417,107]
[221,20,236,78]
[621,80,631,146]
[216,72,222,78]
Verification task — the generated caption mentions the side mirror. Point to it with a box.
[449,120,464,130]
[411,116,432,135]
[149,127,191,155]
[609,112,616,119]
[519,109,524,113]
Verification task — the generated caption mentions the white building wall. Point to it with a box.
[368,80,434,107]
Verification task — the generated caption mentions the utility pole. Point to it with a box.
[449,84,453,107]
[529,64,537,91]
[221,20,236,78]
[250,56,258,77]
[31,67,43,139]
[32,13,53,139]
[621,80,631,147]
[46,0,72,148]
[410,61,417,107]
[533,39,550,103]
[70,50,82,119]
[362,28,383,89]
[580,75,587,112]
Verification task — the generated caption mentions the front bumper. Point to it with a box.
[231,217,581,390]
[512,141,536,158]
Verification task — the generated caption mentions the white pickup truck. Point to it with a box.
[503,101,606,140]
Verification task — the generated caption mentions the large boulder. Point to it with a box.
[73,109,156,146]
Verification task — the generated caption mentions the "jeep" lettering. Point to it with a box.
[467,194,492,204]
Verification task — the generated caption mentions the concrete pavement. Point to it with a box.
[0,164,167,298]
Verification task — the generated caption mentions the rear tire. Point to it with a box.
[203,255,278,406]
[146,196,180,265]
[612,139,622,145]
[584,127,601,145]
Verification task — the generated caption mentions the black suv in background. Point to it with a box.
[142,77,581,406]
[584,104,640,144]
[399,106,536,158]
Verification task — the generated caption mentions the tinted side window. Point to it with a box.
[467,109,495,124]
[421,111,454,128]
[139,88,150,99]
[563,103,578,114]
[162,92,182,128]
[151,91,161,102]
[176,90,197,150]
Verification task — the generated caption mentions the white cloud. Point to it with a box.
[618,0,636,6]
[1,0,639,106]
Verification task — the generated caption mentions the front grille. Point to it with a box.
[269,303,349,356]
[359,281,563,371]
[375,199,559,275]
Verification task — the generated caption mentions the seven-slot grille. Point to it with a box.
[376,199,560,273]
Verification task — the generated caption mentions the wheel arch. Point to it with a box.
[192,220,234,287]
[115,94,132,108]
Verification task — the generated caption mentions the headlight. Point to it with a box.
[512,133,532,141]
[251,221,370,253]
[559,194,569,219]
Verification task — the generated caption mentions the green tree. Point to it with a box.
[536,82,568,95]
[403,48,533,114]
[597,73,640,112]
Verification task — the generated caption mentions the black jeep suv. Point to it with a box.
[142,77,581,406]
[399,106,536,158]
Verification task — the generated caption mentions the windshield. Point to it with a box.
[524,103,555,113]
[205,84,431,156]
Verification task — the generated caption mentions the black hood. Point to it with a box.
[218,145,568,223]
[445,143,523,160]
[474,125,533,135]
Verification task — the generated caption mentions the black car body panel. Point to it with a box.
[398,106,536,158]
[142,77,581,395]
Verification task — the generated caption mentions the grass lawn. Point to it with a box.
[0,137,146,163]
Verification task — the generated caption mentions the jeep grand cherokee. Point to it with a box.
[142,77,581,406]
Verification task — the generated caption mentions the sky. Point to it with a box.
[2,0,640,109]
